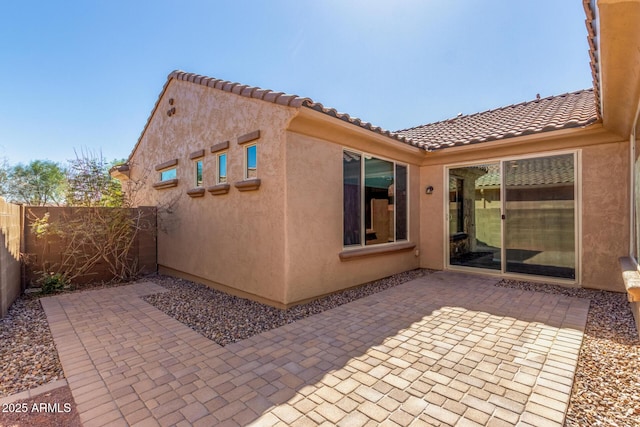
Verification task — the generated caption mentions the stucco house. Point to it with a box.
[112,0,640,327]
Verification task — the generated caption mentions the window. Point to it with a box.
[217,153,227,184]
[194,160,203,187]
[160,168,177,181]
[153,159,178,189]
[245,144,257,179]
[395,164,408,240]
[343,150,408,246]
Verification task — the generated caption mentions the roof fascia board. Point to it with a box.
[596,0,640,137]
[127,70,419,166]
[290,107,425,160]
[584,0,602,117]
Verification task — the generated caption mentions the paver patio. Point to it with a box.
[40,271,589,426]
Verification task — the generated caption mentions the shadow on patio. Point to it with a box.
[43,271,589,426]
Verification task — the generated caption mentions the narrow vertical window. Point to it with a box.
[343,151,362,246]
[395,164,408,240]
[246,145,257,179]
[217,153,227,184]
[195,160,203,187]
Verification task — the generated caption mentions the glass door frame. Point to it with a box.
[443,149,581,284]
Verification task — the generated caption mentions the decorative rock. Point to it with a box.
[0,297,63,398]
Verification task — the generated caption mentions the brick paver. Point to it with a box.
[41,271,589,426]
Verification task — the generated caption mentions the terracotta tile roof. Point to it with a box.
[169,71,418,147]
[583,0,601,118]
[395,89,599,151]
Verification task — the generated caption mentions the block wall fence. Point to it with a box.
[0,198,22,318]
[22,206,157,286]
[0,203,157,318]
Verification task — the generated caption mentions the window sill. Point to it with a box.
[187,187,205,198]
[619,257,640,302]
[153,179,178,190]
[207,183,231,195]
[339,241,416,261]
[234,179,261,192]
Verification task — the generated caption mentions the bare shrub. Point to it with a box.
[28,207,155,287]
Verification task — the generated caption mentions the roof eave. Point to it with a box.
[584,0,602,119]
[291,106,425,159]
[420,122,618,165]
[109,164,130,181]
[300,101,419,149]
[126,70,421,166]
[593,0,640,138]
[430,117,600,151]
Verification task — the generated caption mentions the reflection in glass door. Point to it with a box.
[448,163,502,271]
[503,154,576,279]
[448,153,577,280]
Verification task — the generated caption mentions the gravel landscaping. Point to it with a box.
[142,269,428,346]
[0,296,63,398]
[1,270,638,427]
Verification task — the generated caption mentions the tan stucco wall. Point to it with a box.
[130,79,297,305]
[129,79,426,306]
[581,141,629,292]
[418,126,628,292]
[127,76,630,305]
[420,165,445,270]
[283,131,422,304]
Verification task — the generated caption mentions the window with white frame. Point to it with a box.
[245,144,257,179]
[343,150,408,246]
[160,167,177,182]
[216,152,227,184]
[194,159,203,187]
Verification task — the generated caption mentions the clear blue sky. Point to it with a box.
[0,0,592,166]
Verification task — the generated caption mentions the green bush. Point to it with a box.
[40,273,67,294]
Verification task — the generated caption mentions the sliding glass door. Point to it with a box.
[448,162,502,271]
[448,153,577,280]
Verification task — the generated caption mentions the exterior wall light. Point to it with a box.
[425,185,434,195]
